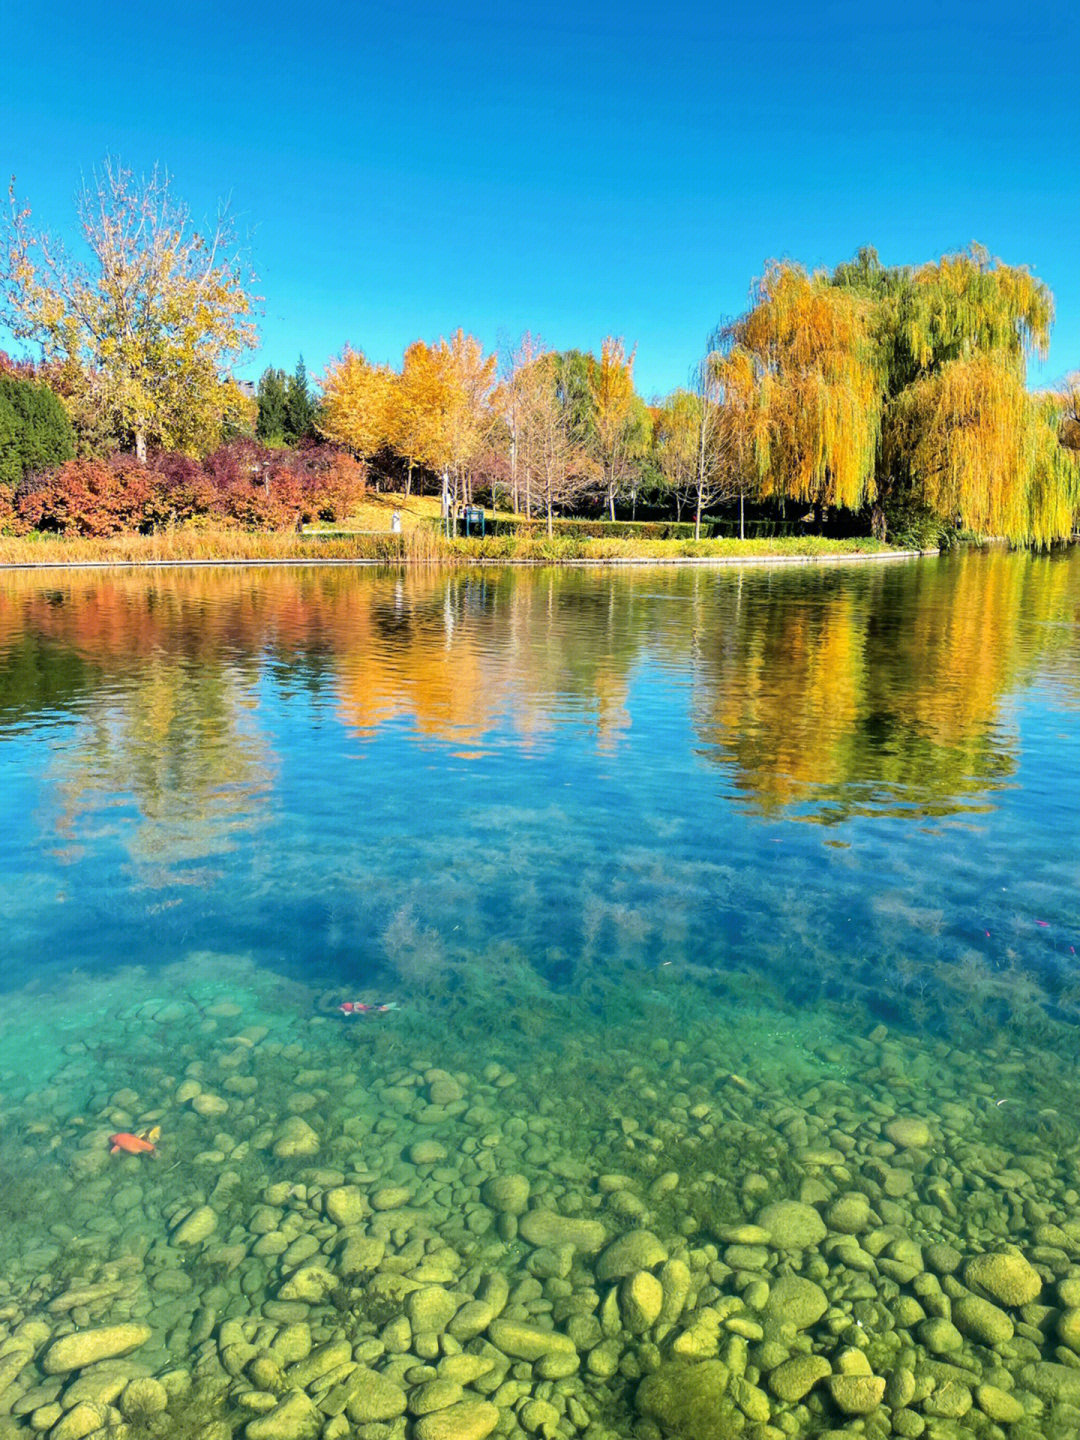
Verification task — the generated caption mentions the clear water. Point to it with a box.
[2,551,1080,1437]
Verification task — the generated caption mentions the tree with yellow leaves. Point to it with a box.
[318,347,394,459]
[723,245,1078,545]
[1,161,258,459]
[588,337,649,519]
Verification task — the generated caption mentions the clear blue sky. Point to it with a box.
[3,0,1077,398]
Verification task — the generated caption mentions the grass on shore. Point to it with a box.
[0,490,903,567]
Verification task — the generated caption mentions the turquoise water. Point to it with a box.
[1,552,1080,1439]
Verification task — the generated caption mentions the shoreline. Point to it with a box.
[0,547,936,573]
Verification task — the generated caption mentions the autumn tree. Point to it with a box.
[0,162,258,459]
[831,245,1072,544]
[587,337,648,519]
[514,343,592,537]
[388,341,447,496]
[318,347,395,458]
[433,329,497,513]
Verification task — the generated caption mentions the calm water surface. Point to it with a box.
[2,551,1080,1437]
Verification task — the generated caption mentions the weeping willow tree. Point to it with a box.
[720,264,881,515]
[722,244,1078,545]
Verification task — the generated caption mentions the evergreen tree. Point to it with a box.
[284,356,317,443]
[0,373,75,488]
[256,367,289,442]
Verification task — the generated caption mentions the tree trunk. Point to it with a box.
[546,496,553,538]
[871,502,887,541]
[739,491,745,541]
[135,430,147,463]
[405,460,413,498]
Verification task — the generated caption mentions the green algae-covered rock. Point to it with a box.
[768,1355,831,1403]
[344,1368,408,1422]
[826,1192,872,1234]
[480,1173,530,1214]
[975,1383,1026,1424]
[487,1318,577,1361]
[827,1373,885,1415]
[620,1270,664,1330]
[413,1400,499,1440]
[964,1251,1042,1307]
[518,1209,606,1253]
[756,1201,826,1251]
[171,1204,217,1246]
[884,1117,931,1148]
[765,1274,828,1330]
[953,1294,1014,1347]
[271,1116,319,1159]
[923,1379,973,1419]
[595,1228,668,1281]
[636,1359,735,1436]
[42,1324,152,1374]
[918,1316,963,1354]
[244,1390,319,1440]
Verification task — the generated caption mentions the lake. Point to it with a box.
[1,551,1079,1438]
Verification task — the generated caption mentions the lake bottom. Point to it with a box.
[1,949,1078,1440]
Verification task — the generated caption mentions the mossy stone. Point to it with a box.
[953,1294,1014,1347]
[884,1117,931,1148]
[636,1360,736,1436]
[975,1383,1026,1423]
[768,1355,830,1403]
[827,1374,885,1415]
[595,1229,668,1281]
[756,1201,826,1251]
[412,1400,500,1440]
[918,1317,963,1354]
[964,1251,1042,1307]
[765,1275,828,1330]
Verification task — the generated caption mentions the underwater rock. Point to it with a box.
[518,1209,606,1253]
[884,1117,931,1148]
[243,1389,320,1440]
[406,1286,459,1334]
[636,1359,732,1435]
[50,1401,109,1440]
[764,1275,828,1330]
[409,1141,448,1165]
[825,1192,872,1234]
[952,1294,1014,1346]
[768,1355,831,1403]
[620,1271,664,1331]
[42,1323,153,1374]
[408,1378,464,1415]
[487,1318,577,1362]
[975,1383,1027,1423]
[595,1229,667,1281]
[171,1205,218,1246]
[412,1399,499,1440]
[323,1186,367,1227]
[343,1368,409,1422]
[480,1173,530,1215]
[271,1116,319,1159]
[964,1250,1042,1307]
[826,1373,885,1415]
[756,1201,826,1251]
[119,1377,168,1416]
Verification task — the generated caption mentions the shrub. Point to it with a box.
[16,457,154,535]
[0,373,75,489]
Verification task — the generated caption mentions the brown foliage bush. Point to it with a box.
[17,458,155,535]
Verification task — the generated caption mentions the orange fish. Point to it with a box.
[109,1126,160,1156]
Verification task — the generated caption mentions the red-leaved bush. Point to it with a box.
[17,458,155,536]
[11,441,366,535]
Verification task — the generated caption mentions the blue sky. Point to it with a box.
[3,0,1077,398]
